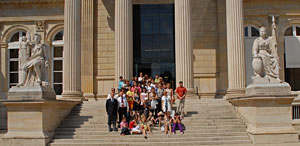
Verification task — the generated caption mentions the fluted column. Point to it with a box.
[226,0,246,96]
[62,0,83,100]
[81,0,94,98]
[115,0,133,82]
[175,0,194,93]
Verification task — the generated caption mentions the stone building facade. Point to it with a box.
[0,0,300,145]
[0,0,299,101]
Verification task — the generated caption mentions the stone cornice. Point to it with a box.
[0,0,64,5]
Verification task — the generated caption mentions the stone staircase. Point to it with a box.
[49,98,252,146]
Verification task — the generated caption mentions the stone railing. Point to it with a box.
[292,91,300,136]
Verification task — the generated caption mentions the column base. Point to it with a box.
[83,93,96,100]
[225,88,245,99]
[61,91,83,101]
[186,88,198,98]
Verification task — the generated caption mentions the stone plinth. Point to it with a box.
[1,86,79,146]
[228,83,298,144]
[8,86,56,101]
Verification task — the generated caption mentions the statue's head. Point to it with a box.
[259,27,267,38]
[22,36,26,42]
[34,33,41,43]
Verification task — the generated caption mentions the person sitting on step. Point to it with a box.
[164,112,172,135]
[120,117,130,136]
[141,115,152,139]
[172,113,184,135]
[129,117,142,135]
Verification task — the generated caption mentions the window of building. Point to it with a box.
[7,31,26,88]
[52,31,64,95]
[244,26,259,38]
[244,26,259,85]
[284,25,300,91]
[133,4,176,88]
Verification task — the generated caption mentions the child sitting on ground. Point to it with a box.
[172,113,184,135]
[164,112,172,135]
[141,115,152,139]
[129,117,142,135]
[157,111,164,127]
[120,117,130,135]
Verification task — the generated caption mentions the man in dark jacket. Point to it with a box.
[106,88,118,132]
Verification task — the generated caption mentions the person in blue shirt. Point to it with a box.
[118,76,124,93]
[129,76,135,86]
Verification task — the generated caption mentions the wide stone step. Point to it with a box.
[66,114,240,119]
[69,110,237,115]
[53,130,248,137]
[62,118,242,124]
[55,124,246,132]
[59,122,246,128]
[59,120,244,126]
[55,128,247,135]
[50,98,251,145]
[52,135,250,142]
[50,140,251,146]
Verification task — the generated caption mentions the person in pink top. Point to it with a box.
[140,88,148,108]
[120,117,130,135]
[131,81,141,93]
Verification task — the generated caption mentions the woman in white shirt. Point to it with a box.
[162,91,172,115]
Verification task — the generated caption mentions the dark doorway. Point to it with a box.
[133,4,176,88]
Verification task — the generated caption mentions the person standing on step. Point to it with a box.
[106,88,119,132]
[118,76,124,93]
[175,81,187,116]
[117,91,129,127]
[156,83,164,113]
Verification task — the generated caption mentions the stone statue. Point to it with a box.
[252,16,281,83]
[17,32,50,87]
[19,33,31,83]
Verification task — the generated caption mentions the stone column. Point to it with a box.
[115,0,133,82]
[226,0,246,96]
[81,0,94,98]
[175,0,194,93]
[62,0,83,100]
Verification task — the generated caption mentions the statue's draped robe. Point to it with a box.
[252,37,280,79]
[22,44,49,85]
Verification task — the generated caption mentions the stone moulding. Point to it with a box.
[0,0,64,5]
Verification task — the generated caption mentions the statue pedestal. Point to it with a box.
[1,86,79,146]
[7,85,56,101]
[228,83,298,144]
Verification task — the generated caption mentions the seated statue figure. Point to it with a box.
[252,16,281,83]
[17,33,49,87]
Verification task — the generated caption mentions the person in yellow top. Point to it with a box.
[154,74,160,83]
[126,90,134,111]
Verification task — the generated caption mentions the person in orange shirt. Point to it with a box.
[175,81,187,116]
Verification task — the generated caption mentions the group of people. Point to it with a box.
[105,72,187,138]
